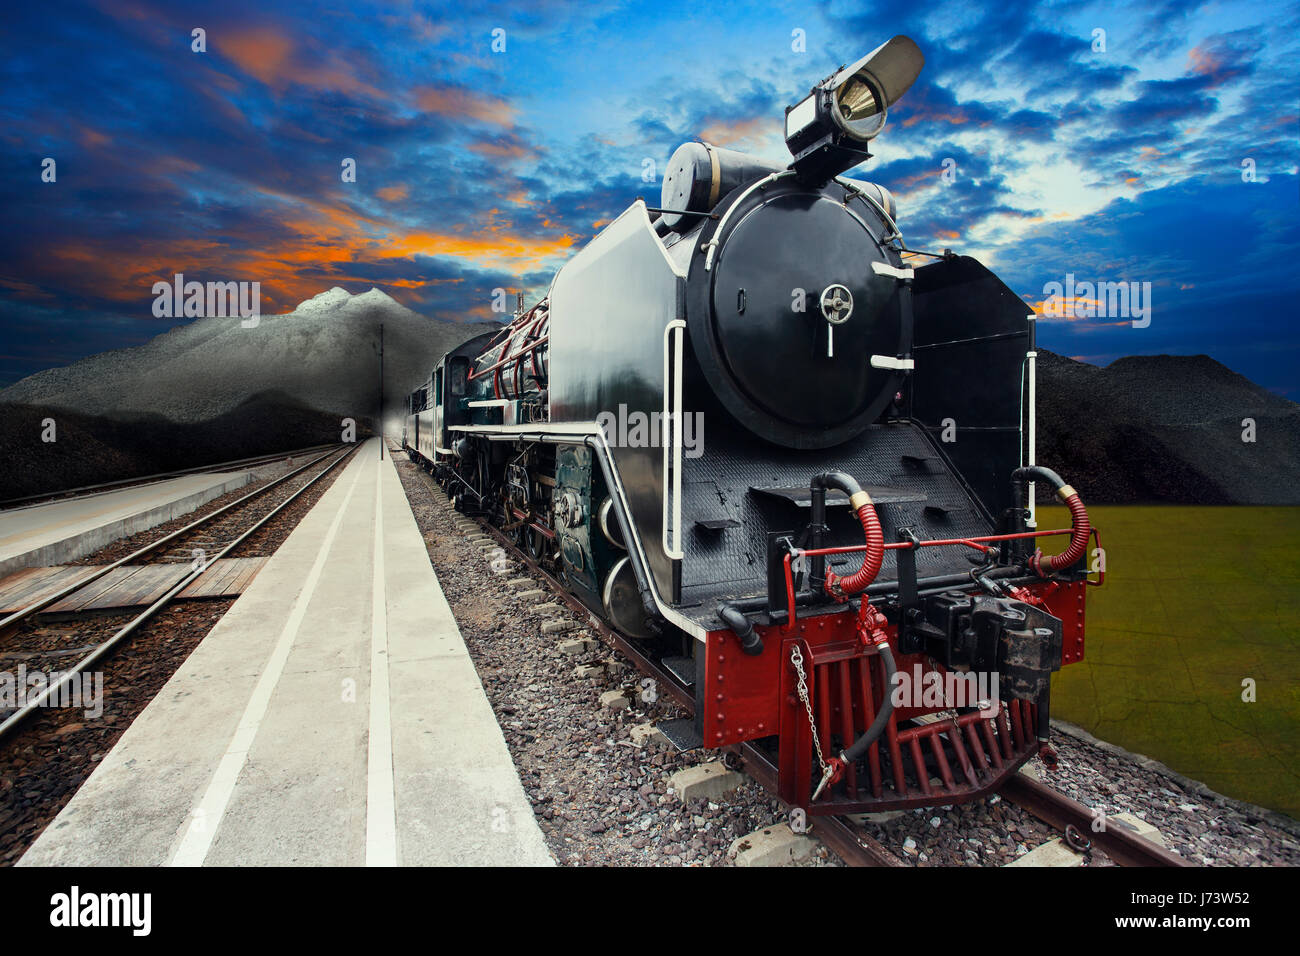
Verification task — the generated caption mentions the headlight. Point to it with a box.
[784,35,924,183]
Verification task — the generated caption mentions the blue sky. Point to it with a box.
[1,0,1297,394]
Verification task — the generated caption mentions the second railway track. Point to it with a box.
[0,442,361,864]
[0,443,358,740]
[1,445,350,632]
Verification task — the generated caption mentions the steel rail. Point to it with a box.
[0,443,339,510]
[0,445,346,634]
[0,443,358,743]
[724,742,906,867]
[451,483,904,867]
[1003,773,1191,867]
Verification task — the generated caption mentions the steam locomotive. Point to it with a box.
[403,36,1099,813]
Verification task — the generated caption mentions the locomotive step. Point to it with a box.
[694,518,740,532]
[660,655,697,689]
[657,718,705,753]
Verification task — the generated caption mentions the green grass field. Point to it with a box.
[1039,505,1300,818]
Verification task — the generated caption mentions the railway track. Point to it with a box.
[0,443,357,742]
[1002,773,1190,867]
[415,458,1183,868]
[1,445,346,633]
[0,442,339,512]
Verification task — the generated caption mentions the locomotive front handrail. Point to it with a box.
[661,319,686,561]
[1087,527,1104,587]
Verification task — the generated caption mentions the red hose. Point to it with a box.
[1032,490,1091,576]
[825,500,884,597]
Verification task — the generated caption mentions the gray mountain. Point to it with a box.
[0,287,498,424]
[0,288,498,499]
[1036,350,1300,504]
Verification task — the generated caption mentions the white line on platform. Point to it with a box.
[168,459,365,867]
[365,456,398,866]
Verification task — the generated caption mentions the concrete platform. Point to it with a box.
[0,470,253,576]
[20,439,553,867]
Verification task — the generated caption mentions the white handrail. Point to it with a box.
[662,319,686,559]
[1026,347,1038,528]
[702,171,794,271]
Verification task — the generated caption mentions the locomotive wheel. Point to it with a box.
[492,495,511,531]
[526,526,546,560]
[505,520,524,547]
[602,556,652,639]
[597,497,625,550]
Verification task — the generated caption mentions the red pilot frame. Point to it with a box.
[699,522,1100,814]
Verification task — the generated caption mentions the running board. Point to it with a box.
[660,655,696,689]
[658,718,704,752]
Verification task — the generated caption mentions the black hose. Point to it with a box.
[727,565,1025,611]
[717,603,763,655]
[1010,464,1066,507]
[1012,464,1091,574]
[812,470,864,497]
[840,642,897,763]
[1011,464,1066,491]
[808,472,864,592]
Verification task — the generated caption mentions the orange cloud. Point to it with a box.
[697,117,768,147]
[1030,298,1134,327]
[78,126,111,149]
[1022,211,1075,224]
[381,230,578,272]
[219,27,385,99]
[1187,45,1220,77]
[376,184,409,202]
[222,28,292,84]
[415,86,516,127]
[469,139,535,161]
[889,167,942,198]
[1185,41,1251,88]
[902,110,972,129]
[14,186,577,319]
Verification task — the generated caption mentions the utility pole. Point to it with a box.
[379,322,384,461]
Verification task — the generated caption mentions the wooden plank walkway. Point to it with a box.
[0,557,268,614]
[0,566,103,610]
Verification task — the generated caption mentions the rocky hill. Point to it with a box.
[1036,351,1300,504]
